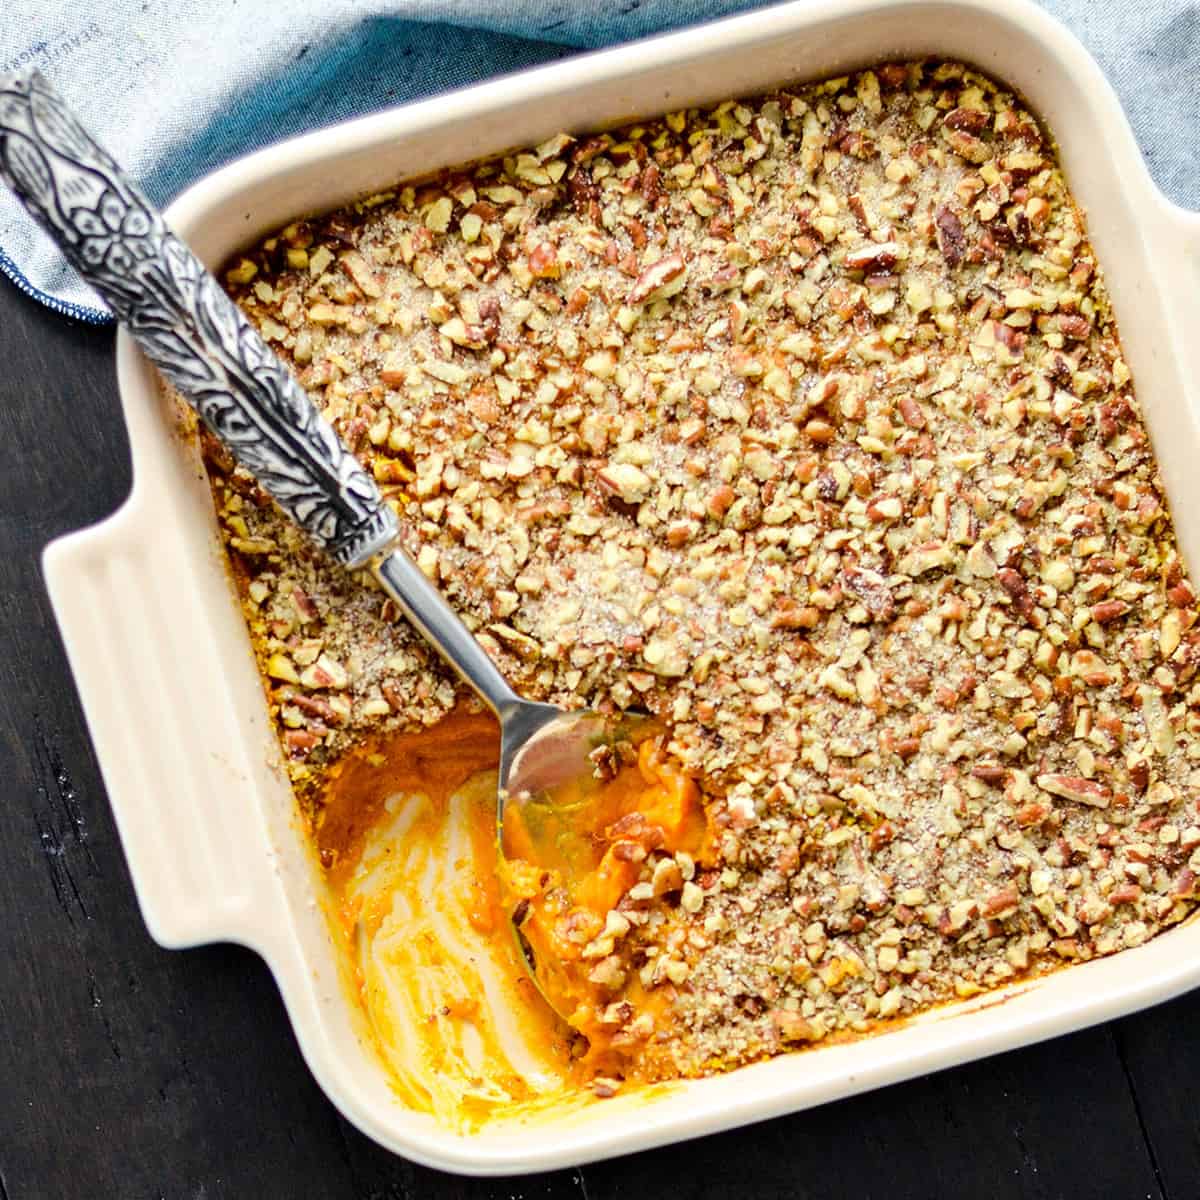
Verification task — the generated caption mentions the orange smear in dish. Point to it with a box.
[320,709,581,1123]
[316,707,499,888]
[318,706,713,1108]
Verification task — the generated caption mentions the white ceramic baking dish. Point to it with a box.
[43,0,1200,1174]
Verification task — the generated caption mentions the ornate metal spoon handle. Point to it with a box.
[0,70,398,569]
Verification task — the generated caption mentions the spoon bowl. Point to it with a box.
[497,706,659,1002]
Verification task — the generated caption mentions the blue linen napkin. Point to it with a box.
[2,0,1197,323]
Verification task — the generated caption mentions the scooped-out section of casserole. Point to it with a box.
[203,58,1200,1125]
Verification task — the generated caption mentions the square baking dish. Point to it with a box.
[42,0,1200,1174]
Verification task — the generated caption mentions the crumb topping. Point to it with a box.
[210,59,1200,1078]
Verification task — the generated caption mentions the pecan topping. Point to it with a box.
[996,568,1034,619]
[844,241,899,271]
[216,57,1200,1091]
[1037,775,1112,808]
[935,204,967,265]
[1091,600,1129,625]
[944,106,990,132]
[842,566,895,621]
[627,253,687,304]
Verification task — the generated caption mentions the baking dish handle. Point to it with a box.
[42,496,286,951]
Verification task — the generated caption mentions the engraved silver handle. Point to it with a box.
[0,70,398,568]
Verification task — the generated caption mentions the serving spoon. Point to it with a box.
[0,70,642,988]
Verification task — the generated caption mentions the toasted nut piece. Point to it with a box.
[981,886,1020,919]
[935,205,967,265]
[266,653,300,684]
[772,599,821,630]
[706,484,736,519]
[867,495,903,522]
[339,250,382,297]
[652,858,684,896]
[842,566,895,620]
[439,316,487,349]
[528,242,561,279]
[844,241,899,271]
[971,763,1007,785]
[1037,774,1112,808]
[944,107,989,132]
[1091,600,1129,624]
[943,126,990,163]
[643,638,688,677]
[771,1010,822,1042]
[896,395,925,428]
[628,253,687,304]
[681,881,705,913]
[597,462,653,503]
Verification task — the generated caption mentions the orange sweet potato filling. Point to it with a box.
[316,708,499,888]
[317,705,713,1083]
[500,738,713,1072]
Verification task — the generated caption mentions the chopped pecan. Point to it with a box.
[896,395,926,429]
[1091,600,1129,625]
[943,127,990,163]
[1172,869,1199,899]
[935,205,967,265]
[1014,801,1051,828]
[844,241,899,271]
[842,566,895,621]
[528,242,560,279]
[1057,313,1091,341]
[771,1010,822,1043]
[771,598,821,630]
[1037,775,1112,808]
[997,568,1035,619]
[628,253,688,304]
[971,763,1008,785]
[1128,760,1150,795]
[981,886,1019,919]
[944,107,990,132]
[597,462,653,504]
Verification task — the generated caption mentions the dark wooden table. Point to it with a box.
[2,284,1197,1200]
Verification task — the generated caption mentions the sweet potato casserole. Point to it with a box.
[205,59,1200,1112]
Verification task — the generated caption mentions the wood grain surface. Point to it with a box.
[1,284,1194,1199]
